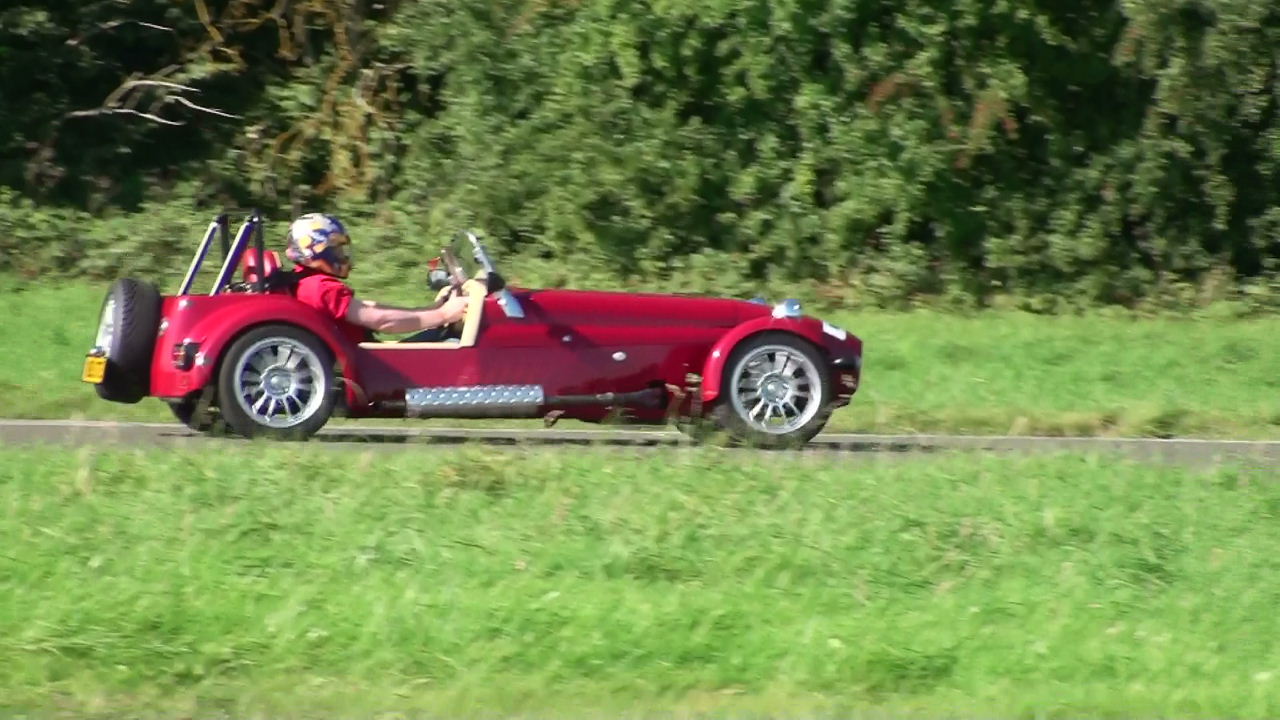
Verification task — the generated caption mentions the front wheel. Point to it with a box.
[216,325,336,440]
[697,333,834,448]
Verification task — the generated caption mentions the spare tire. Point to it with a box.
[93,278,162,404]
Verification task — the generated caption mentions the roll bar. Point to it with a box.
[177,211,269,296]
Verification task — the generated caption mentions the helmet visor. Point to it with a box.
[321,238,351,273]
[329,242,350,265]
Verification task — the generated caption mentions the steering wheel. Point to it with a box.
[431,247,472,337]
[440,247,469,292]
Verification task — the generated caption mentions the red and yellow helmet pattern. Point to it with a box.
[285,213,352,278]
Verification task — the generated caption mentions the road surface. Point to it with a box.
[1,419,1277,468]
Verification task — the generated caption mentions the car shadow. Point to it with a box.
[313,431,678,447]
[307,430,947,455]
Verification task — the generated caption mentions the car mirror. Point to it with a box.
[485,271,507,294]
[428,268,451,291]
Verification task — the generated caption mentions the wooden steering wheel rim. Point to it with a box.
[432,283,463,336]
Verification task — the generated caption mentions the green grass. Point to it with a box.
[5,281,1280,437]
[1,444,1279,718]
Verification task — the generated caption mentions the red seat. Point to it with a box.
[241,248,282,286]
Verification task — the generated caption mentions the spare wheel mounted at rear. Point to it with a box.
[92,278,162,404]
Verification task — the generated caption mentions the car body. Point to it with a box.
[84,213,863,446]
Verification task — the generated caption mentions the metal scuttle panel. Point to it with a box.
[405,384,546,414]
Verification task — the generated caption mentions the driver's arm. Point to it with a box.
[346,294,469,334]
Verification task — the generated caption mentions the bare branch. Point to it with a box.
[121,79,200,94]
[193,0,225,45]
[103,77,198,108]
[65,74,238,128]
[65,108,185,126]
[66,19,176,47]
[167,96,243,119]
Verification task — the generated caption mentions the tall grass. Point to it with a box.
[1,444,1278,717]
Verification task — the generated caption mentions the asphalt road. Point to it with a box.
[1,419,1278,468]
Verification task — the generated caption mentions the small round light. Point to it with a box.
[771,299,802,319]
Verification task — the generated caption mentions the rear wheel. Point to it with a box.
[216,325,336,440]
[698,333,834,448]
[167,392,222,433]
[93,278,161,404]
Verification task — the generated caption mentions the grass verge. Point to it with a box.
[5,281,1280,437]
[2,444,1279,718]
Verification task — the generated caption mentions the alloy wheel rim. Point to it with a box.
[232,337,326,428]
[728,344,822,434]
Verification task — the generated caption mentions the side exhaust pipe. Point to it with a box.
[544,388,666,410]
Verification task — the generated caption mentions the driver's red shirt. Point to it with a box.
[292,267,370,345]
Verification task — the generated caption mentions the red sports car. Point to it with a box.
[84,213,862,447]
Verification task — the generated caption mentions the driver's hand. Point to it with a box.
[438,294,469,325]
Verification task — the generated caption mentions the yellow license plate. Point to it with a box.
[82,355,107,384]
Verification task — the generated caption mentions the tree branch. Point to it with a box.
[103,79,199,107]
[167,95,243,119]
[66,19,177,47]
[65,108,185,126]
[65,77,241,128]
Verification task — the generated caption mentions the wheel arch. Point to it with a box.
[184,309,359,408]
[207,319,338,375]
[213,321,342,440]
[699,319,832,404]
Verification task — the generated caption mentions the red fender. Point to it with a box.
[699,315,832,403]
[149,294,361,405]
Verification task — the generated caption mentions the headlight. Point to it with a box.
[771,298,802,319]
[822,321,848,341]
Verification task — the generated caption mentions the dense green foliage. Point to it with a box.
[2,0,1278,307]
[3,445,1279,717]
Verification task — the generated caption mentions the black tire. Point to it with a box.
[93,278,161,404]
[216,324,336,440]
[167,393,221,433]
[699,332,834,449]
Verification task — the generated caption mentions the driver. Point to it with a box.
[286,213,470,344]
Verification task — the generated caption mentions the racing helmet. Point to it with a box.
[285,213,352,278]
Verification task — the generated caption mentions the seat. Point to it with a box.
[241,248,284,288]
